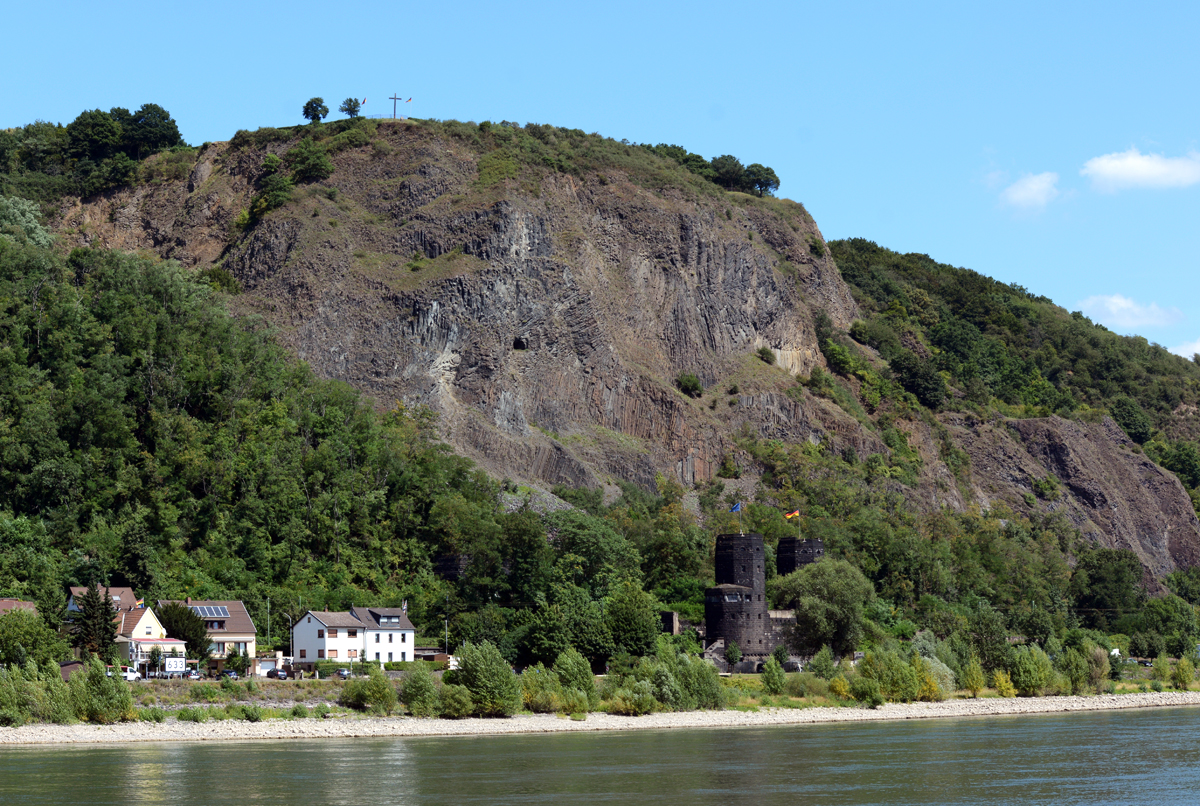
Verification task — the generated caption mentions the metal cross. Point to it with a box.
[389,94,402,119]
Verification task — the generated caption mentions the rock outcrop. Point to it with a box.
[52,122,1200,579]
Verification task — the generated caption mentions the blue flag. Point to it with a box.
[730,502,742,513]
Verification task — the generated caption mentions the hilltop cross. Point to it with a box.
[389,94,402,119]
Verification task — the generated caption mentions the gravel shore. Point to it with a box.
[5,691,1200,746]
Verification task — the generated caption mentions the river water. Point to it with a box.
[3,707,1199,805]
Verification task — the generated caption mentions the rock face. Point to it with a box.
[51,122,1200,579]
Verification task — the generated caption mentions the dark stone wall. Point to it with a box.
[706,533,774,658]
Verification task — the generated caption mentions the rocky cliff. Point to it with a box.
[52,120,1200,579]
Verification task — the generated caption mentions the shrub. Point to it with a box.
[1010,645,1053,697]
[828,675,851,700]
[1172,656,1194,690]
[859,651,919,703]
[1087,646,1111,693]
[71,658,136,724]
[850,676,884,708]
[139,707,166,723]
[339,668,398,715]
[553,648,597,709]
[313,703,330,718]
[756,346,777,365]
[286,138,334,183]
[962,656,985,698]
[606,681,656,715]
[521,664,563,713]
[991,669,1016,698]
[438,684,473,719]
[176,707,207,723]
[1057,648,1089,695]
[1151,679,1164,692]
[243,704,264,723]
[290,703,309,719]
[761,657,786,695]
[1153,653,1171,683]
[808,646,836,680]
[401,666,439,717]
[675,373,703,398]
[456,641,520,717]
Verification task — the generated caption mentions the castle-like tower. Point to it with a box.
[705,533,771,659]
[776,536,825,577]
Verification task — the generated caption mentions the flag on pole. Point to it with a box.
[784,510,800,519]
[136,598,145,608]
[406,97,412,102]
[730,502,742,513]
[402,599,408,614]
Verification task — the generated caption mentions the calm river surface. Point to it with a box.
[3,707,1200,805]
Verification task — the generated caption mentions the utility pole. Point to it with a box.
[267,597,270,651]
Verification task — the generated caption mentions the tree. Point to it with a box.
[121,103,183,159]
[72,584,117,659]
[148,645,164,676]
[724,639,742,666]
[0,610,69,667]
[710,155,745,190]
[1010,645,1052,696]
[67,109,122,162]
[743,163,780,197]
[454,640,520,717]
[771,558,875,657]
[604,581,660,657]
[761,655,785,694]
[962,655,986,697]
[675,373,703,398]
[0,195,53,248]
[286,138,334,182]
[1057,647,1089,694]
[1172,655,1194,690]
[302,97,329,124]
[553,646,597,708]
[1109,396,1152,444]
[339,98,362,119]
[808,645,836,679]
[156,602,211,666]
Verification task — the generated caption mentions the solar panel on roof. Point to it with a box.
[214,606,229,617]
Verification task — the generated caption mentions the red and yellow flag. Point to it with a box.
[784,510,800,519]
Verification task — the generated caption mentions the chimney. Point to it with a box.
[186,597,191,606]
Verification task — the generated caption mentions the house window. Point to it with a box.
[348,649,357,658]
[348,629,357,638]
[402,633,407,643]
[375,634,380,643]
[307,617,311,624]
[388,652,393,662]
[388,634,393,643]
[317,629,324,639]
[401,652,406,662]
[145,627,152,635]
[375,652,380,661]
[329,629,338,638]
[318,650,325,659]
[329,650,338,659]
[299,649,306,659]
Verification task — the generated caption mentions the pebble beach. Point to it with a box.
[5,690,1200,746]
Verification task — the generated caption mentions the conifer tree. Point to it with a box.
[72,584,117,659]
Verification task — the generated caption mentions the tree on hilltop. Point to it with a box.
[302,97,329,124]
[339,98,362,119]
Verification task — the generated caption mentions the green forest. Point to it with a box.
[1,107,1200,705]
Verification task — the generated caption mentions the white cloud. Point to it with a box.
[1076,294,1184,329]
[1169,338,1200,359]
[999,172,1059,209]
[1080,147,1200,192]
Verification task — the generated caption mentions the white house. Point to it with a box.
[112,607,187,674]
[291,608,417,671]
[351,606,417,665]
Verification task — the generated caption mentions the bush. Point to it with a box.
[438,684,473,719]
[401,666,440,717]
[286,138,334,183]
[313,703,330,718]
[1172,656,1194,690]
[859,651,919,703]
[808,646,836,680]
[1153,653,1171,683]
[850,676,884,708]
[1057,648,1089,695]
[1010,645,1053,697]
[176,707,207,723]
[339,668,398,715]
[606,681,656,715]
[243,704,264,723]
[70,658,136,724]
[138,707,166,723]
[553,648,597,709]
[962,655,985,698]
[828,675,851,700]
[456,641,520,717]
[991,669,1016,698]
[761,657,786,695]
[290,703,309,719]
[756,346,777,365]
[521,664,563,713]
[675,373,703,398]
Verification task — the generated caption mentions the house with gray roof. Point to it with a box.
[291,608,416,672]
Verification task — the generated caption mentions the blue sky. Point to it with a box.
[7,1,1199,356]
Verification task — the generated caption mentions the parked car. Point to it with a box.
[266,668,289,680]
[336,668,351,679]
[222,669,239,680]
[186,670,201,680]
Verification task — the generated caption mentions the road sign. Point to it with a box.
[165,656,186,672]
